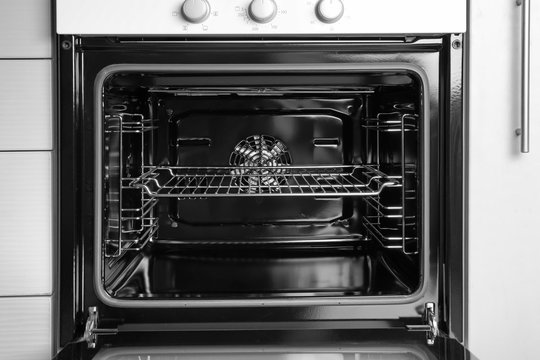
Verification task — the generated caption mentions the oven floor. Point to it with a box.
[107,246,416,299]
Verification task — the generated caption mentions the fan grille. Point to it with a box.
[229,135,292,193]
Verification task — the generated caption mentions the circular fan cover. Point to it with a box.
[229,135,292,193]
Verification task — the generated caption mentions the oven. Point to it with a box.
[54,0,469,359]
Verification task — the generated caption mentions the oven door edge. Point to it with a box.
[52,329,475,360]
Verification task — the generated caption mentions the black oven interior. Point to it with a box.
[100,70,423,301]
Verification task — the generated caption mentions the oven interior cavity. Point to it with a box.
[101,71,423,301]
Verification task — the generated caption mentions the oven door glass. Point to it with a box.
[53,330,475,360]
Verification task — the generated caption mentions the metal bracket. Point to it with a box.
[424,302,439,345]
[83,306,118,349]
[84,307,99,349]
[406,302,439,345]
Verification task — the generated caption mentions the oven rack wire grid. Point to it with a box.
[129,165,399,198]
[103,109,420,256]
[361,111,420,254]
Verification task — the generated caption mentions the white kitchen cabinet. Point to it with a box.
[0,1,54,360]
[0,60,52,151]
[468,0,540,359]
[0,297,53,360]
[0,152,53,296]
[0,0,51,58]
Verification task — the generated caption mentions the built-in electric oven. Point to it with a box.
[54,0,470,359]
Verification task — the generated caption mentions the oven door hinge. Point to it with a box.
[83,307,119,348]
[405,302,439,345]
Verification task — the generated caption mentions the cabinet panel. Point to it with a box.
[0,60,52,151]
[0,297,52,360]
[468,0,540,359]
[0,152,52,296]
[57,0,466,35]
[0,0,51,58]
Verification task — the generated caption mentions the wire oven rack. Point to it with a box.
[103,109,420,256]
[362,216,418,250]
[128,165,399,198]
[361,110,420,254]
[105,191,159,258]
[362,112,418,132]
[105,113,158,133]
[104,112,160,257]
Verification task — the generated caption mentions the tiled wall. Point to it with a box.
[0,1,54,359]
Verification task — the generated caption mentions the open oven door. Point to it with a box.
[53,329,475,360]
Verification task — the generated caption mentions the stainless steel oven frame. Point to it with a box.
[56,34,466,356]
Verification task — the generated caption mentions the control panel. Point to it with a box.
[177,0,346,25]
[57,0,467,35]
[173,0,351,33]
[179,0,345,25]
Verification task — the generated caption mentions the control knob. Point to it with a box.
[248,0,278,24]
[181,0,211,24]
[316,0,344,24]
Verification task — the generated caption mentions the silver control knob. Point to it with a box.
[181,0,211,23]
[316,0,344,24]
[248,0,278,24]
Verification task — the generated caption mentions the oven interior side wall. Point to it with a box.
[100,71,422,300]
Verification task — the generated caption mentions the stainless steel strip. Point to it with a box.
[517,0,531,153]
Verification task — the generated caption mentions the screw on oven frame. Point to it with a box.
[452,39,462,49]
[61,40,72,50]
